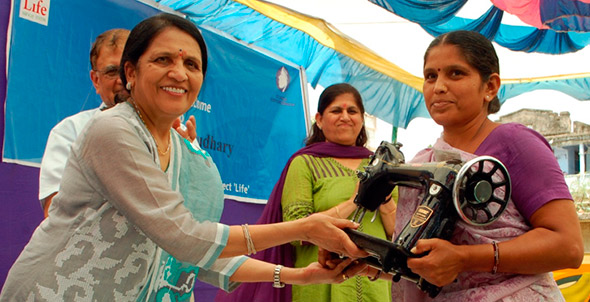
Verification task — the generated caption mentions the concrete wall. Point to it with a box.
[497,109,571,136]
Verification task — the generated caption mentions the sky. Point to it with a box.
[267,0,590,159]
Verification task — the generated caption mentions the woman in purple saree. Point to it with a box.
[389,30,584,301]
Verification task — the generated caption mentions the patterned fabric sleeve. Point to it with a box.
[197,256,249,292]
[281,155,315,222]
[77,109,228,268]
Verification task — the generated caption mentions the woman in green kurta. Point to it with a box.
[281,83,397,302]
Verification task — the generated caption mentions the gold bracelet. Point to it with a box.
[491,241,499,274]
[241,224,257,255]
[368,269,382,281]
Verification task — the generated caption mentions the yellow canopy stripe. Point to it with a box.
[503,72,590,84]
[235,0,589,92]
[234,0,424,91]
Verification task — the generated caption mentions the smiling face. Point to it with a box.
[125,26,203,125]
[315,92,364,146]
[422,44,497,129]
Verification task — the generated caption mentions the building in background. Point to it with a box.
[497,108,590,220]
[497,109,590,175]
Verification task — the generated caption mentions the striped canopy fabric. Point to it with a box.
[155,0,589,129]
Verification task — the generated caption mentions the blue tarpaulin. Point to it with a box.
[369,0,590,53]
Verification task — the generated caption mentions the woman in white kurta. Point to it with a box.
[0,13,368,301]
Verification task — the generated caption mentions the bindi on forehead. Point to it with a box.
[179,48,187,58]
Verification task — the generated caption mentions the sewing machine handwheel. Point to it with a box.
[452,156,511,226]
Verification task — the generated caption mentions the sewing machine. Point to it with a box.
[346,141,511,297]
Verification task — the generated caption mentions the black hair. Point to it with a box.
[306,83,368,146]
[424,30,501,114]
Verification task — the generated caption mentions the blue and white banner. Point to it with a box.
[186,26,308,203]
[4,0,308,203]
[4,0,158,164]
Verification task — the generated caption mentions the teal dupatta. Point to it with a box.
[139,132,223,302]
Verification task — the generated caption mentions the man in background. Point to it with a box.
[38,29,129,217]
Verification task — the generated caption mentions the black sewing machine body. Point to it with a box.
[347,141,511,297]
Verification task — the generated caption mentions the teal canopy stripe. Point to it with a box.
[501,75,590,101]
[152,0,590,131]
[153,0,428,128]
[369,0,590,54]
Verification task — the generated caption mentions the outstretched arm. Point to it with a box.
[221,213,369,260]
[229,257,366,285]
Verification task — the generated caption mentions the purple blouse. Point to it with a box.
[475,122,572,221]
[393,122,569,301]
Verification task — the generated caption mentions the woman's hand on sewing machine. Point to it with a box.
[319,250,392,282]
[302,213,369,259]
[407,238,465,287]
[317,248,369,281]
[318,247,336,268]
[297,258,366,284]
[318,247,352,269]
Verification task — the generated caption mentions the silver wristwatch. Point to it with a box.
[273,264,285,288]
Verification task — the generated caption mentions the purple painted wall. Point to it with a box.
[196,199,265,299]
[0,3,266,299]
[0,1,46,289]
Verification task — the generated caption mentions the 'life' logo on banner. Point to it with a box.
[20,0,50,26]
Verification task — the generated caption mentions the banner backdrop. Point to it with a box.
[3,0,308,203]
[188,26,308,202]
[4,0,158,164]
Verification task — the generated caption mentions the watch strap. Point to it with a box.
[273,264,285,288]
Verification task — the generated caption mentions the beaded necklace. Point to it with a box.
[129,98,171,156]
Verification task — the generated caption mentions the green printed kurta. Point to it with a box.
[281,154,393,302]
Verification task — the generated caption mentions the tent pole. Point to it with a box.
[391,127,397,143]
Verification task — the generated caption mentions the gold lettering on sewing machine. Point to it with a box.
[410,205,433,228]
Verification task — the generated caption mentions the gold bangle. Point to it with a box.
[241,224,257,255]
[368,269,381,281]
[491,241,499,274]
